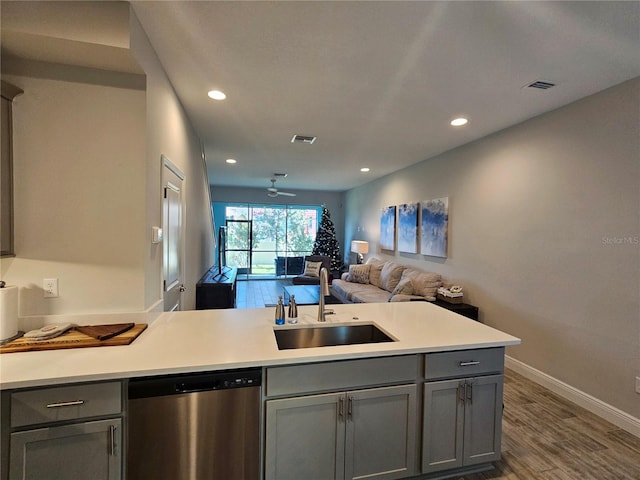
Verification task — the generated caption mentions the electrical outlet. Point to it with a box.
[636,377,640,394]
[43,278,59,298]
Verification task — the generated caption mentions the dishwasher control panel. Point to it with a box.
[128,368,262,399]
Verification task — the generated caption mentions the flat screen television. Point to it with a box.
[217,226,227,275]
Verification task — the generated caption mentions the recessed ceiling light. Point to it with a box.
[225,158,236,164]
[208,90,226,100]
[360,167,370,172]
[450,117,468,127]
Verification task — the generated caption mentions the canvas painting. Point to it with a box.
[421,197,449,257]
[380,206,396,251]
[397,203,418,253]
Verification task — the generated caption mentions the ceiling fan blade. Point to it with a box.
[267,187,278,193]
[277,191,296,197]
[267,191,278,197]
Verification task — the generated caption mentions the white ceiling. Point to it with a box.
[4,2,640,193]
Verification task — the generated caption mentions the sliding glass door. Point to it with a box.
[217,203,320,277]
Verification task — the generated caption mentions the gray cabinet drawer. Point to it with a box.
[266,355,419,397]
[424,347,504,380]
[11,382,122,428]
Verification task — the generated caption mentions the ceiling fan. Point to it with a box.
[267,178,296,197]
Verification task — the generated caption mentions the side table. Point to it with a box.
[432,299,479,321]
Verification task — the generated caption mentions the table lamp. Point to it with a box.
[351,240,369,264]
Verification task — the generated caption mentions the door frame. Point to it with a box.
[162,155,185,311]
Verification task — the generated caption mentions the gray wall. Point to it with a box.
[1,59,147,315]
[344,78,639,419]
[211,186,346,263]
[130,8,215,311]
[0,5,215,315]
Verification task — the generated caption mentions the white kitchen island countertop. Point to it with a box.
[0,302,520,390]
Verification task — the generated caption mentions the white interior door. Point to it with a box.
[162,156,185,312]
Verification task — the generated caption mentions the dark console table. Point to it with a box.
[433,299,479,321]
[196,266,238,309]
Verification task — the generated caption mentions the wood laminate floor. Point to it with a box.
[237,280,640,479]
[462,369,640,480]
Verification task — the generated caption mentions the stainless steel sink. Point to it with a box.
[274,324,394,350]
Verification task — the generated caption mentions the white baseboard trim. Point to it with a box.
[505,355,640,438]
[145,299,164,313]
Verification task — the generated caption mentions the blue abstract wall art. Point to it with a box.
[398,203,418,253]
[421,197,448,258]
[380,206,396,251]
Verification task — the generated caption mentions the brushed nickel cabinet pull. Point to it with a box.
[459,361,480,367]
[338,397,344,419]
[347,396,353,418]
[109,424,117,456]
[45,400,85,408]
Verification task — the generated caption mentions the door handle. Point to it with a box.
[109,424,118,456]
[459,361,480,367]
[458,383,465,403]
[46,400,85,408]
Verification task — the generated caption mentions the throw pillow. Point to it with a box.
[402,269,442,298]
[303,261,322,277]
[347,264,371,284]
[391,277,414,296]
[366,258,385,288]
[380,262,406,292]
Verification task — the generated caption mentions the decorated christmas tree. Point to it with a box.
[312,207,343,272]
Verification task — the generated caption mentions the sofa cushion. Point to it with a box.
[332,279,386,303]
[391,277,414,296]
[401,268,442,299]
[351,286,392,303]
[346,264,370,284]
[366,257,385,288]
[380,262,406,292]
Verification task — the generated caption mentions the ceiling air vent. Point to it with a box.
[291,134,317,144]
[526,80,556,90]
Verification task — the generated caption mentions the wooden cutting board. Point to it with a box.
[0,324,147,354]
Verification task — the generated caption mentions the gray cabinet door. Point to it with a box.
[422,375,504,474]
[462,374,503,466]
[422,379,464,473]
[9,418,121,480]
[265,392,345,480]
[345,385,417,480]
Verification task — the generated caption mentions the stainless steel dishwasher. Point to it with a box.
[127,368,261,480]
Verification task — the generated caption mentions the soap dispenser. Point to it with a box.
[275,296,285,325]
[288,295,298,324]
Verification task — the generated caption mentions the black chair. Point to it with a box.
[292,255,331,285]
[274,256,305,276]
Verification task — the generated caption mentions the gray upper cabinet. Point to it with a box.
[265,384,417,480]
[0,81,23,257]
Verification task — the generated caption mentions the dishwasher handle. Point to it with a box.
[175,379,221,393]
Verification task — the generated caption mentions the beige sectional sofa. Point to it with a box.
[331,257,442,304]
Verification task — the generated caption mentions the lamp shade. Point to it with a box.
[351,240,369,254]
